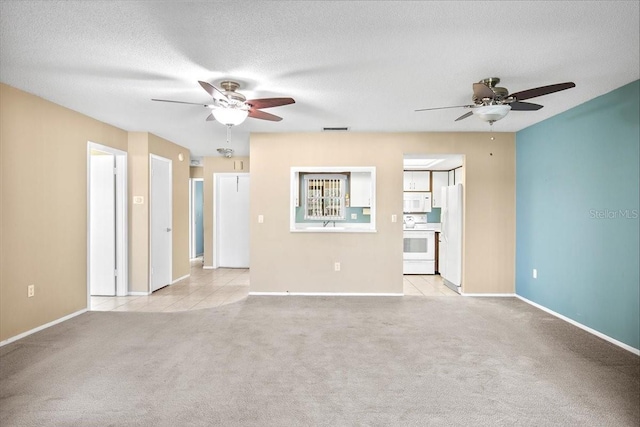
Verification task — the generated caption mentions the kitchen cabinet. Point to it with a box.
[454,167,464,185]
[431,171,449,208]
[403,171,430,191]
[350,171,372,207]
[447,167,464,185]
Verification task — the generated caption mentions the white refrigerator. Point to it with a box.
[440,184,463,293]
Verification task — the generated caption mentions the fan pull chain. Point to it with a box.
[226,124,231,144]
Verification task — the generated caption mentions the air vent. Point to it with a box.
[322,127,350,132]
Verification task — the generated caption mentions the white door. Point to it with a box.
[89,152,116,296]
[150,155,172,292]
[216,174,250,268]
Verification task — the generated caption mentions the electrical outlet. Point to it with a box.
[334,262,341,272]
[532,269,537,279]
[351,213,357,220]
[28,284,35,298]
[391,214,397,223]
[258,215,264,223]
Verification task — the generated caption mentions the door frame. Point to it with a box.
[190,178,204,259]
[149,154,173,293]
[213,172,250,269]
[86,141,128,307]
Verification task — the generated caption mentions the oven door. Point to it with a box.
[403,231,429,260]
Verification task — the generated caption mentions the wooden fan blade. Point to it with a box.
[152,98,209,107]
[473,82,495,99]
[455,111,474,121]
[247,97,295,109]
[198,81,228,102]
[509,82,575,101]
[415,105,473,112]
[510,101,544,111]
[206,113,215,121]
[248,109,282,121]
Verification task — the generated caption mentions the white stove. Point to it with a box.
[403,214,436,274]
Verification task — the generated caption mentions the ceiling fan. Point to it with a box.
[152,80,295,126]
[415,77,575,124]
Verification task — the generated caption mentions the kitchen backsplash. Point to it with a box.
[427,208,441,223]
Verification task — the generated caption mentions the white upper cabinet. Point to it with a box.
[431,171,449,208]
[350,171,372,207]
[403,171,430,191]
[454,167,464,185]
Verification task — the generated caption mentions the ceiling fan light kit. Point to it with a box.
[473,104,511,123]
[211,107,249,126]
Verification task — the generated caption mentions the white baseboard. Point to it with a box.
[461,292,516,297]
[203,265,215,270]
[128,291,150,296]
[172,274,190,284]
[516,295,639,355]
[249,292,404,297]
[0,309,87,347]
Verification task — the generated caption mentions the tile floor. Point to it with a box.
[90,258,457,313]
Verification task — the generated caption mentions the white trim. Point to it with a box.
[461,293,516,297]
[171,274,190,284]
[516,295,639,355]
[190,178,204,259]
[203,265,215,270]
[128,291,150,296]
[249,292,404,297]
[0,309,87,347]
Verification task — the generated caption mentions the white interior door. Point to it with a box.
[216,174,250,268]
[150,155,172,292]
[89,152,116,296]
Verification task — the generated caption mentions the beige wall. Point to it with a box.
[128,132,190,292]
[0,83,128,341]
[250,132,515,294]
[128,132,150,292]
[202,156,250,267]
[190,166,204,179]
[0,84,191,342]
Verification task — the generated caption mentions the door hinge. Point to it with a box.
[114,269,118,277]
[113,167,117,175]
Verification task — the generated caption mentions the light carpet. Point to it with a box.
[1,296,638,426]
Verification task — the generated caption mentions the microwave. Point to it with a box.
[403,192,432,213]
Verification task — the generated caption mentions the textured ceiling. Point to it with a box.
[1,1,638,157]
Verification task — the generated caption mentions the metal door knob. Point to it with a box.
[166,228,172,232]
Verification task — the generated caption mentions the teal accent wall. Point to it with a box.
[516,80,639,350]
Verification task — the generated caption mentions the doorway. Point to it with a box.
[402,154,463,296]
[214,173,250,268]
[150,154,172,292]
[87,142,128,302]
[190,178,204,259]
